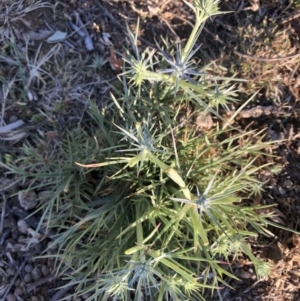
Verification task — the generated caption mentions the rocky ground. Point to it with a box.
[1,0,300,300]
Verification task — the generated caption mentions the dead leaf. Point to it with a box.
[253,193,261,206]
[107,47,123,73]
[195,113,213,129]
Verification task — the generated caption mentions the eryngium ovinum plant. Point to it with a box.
[2,1,296,301]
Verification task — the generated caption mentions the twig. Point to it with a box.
[0,192,7,234]
[95,2,125,31]
[237,278,264,296]
[275,12,300,24]
[48,271,84,301]
[289,62,300,84]
[49,285,73,301]
[26,272,57,293]
[10,207,56,239]
[73,12,94,51]
[0,228,11,245]
[227,105,277,119]
[0,257,28,301]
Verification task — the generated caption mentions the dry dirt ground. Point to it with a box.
[1,0,300,300]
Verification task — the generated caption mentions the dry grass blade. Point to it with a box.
[0,0,52,41]
[1,0,52,22]
[24,41,61,90]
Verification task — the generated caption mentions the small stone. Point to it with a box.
[31,266,42,280]
[0,178,18,193]
[24,273,32,283]
[6,267,16,276]
[31,297,39,301]
[278,186,286,195]
[41,265,50,276]
[14,286,24,296]
[250,1,259,12]
[24,264,33,273]
[17,220,30,234]
[18,190,38,210]
[5,238,17,251]
[6,294,16,301]
[6,243,27,253]
[283,179,293,189]
[238,269,251,279]
[195,113,213,129]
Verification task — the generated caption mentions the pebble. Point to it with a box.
[31,266,42,280]
[24,273,32,283]
[17,220,30,234]
[7,267,16,276]
[41,265,50,276]
[5,239,17,252]
[14,286,24,296]
[238,269,251,279]
[18,190,38,210]
[30,297,39,301]
[24,264,33,273]
[195,113,213,129]
[6,243,27,253]
[0,178,18,193]
[283,179,293,189]
[6,294,16,301]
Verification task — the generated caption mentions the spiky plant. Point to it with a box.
[1,1,297,301]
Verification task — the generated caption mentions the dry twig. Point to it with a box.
[0,257,28,301]
[0,192,7,235]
